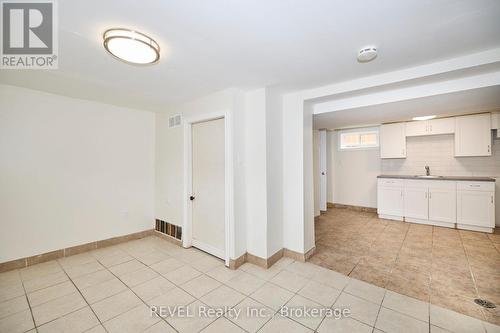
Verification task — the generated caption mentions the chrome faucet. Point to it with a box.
[425,166,430,176]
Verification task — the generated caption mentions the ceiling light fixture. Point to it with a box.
[103,28,160,65]
[412,115,436,121]
[357,46,377,62]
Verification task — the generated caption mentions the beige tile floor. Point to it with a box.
[0,235,498,333]
[310,207,500,327]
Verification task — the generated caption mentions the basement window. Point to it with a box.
[339,127,379,150]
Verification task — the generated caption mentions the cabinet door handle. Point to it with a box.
[492,196,494,204]
[488,145,490,153]
[425,192,427,199]
[430,125,432,132]
[429,192,432,199]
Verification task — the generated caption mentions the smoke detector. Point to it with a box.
[357,46,377,62]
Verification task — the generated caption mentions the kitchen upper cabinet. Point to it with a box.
[405,121,427,136]
[457,182,495,232]
[492,113,500,138]
[377,179,404,218]
[380,123,406,158]
[492,112,500,130]
[384,113,494,158]
[406,118,455,137]
[455,114,492,157]
[428,118,455,135]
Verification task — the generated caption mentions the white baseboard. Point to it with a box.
[457,224,493,234]
[378,214,404,221]
[405,217,454,228]
[377,215,497,233]
[191,239,225,260]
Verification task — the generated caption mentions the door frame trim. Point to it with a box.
[318,129,327,211]
[183,110,233,267]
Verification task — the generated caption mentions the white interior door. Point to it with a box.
[191,118,225,259]
[319,130,327,211]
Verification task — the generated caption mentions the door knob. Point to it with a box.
[190,196,195,201]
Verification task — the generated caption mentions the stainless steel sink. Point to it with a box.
[414,175,445,179]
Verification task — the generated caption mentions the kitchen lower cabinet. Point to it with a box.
[377,179,404,220]
[457,182,495,233]
[428,183,457,224]
[378,177,495,232]
[404,183,429,220]
[403,180,456,228]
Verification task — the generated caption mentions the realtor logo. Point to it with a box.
[1,0,58,69]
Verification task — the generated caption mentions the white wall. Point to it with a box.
[244,88,268,258]
[0,85,155,263]
[382,134,500,224]
[265,87,284,257]
[282,93,306,253]
[327,129,381,208]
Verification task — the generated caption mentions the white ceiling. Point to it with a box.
[313,85,500,129]
[1,0,500,112]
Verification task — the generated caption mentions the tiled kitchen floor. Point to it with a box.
[0,235,498,333]
[310,207,500,327]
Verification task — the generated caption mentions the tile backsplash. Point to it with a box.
[381,134,500,178]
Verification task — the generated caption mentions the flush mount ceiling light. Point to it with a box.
[412,115,436,121]
[103,28,160,65]
[357,46,377,62]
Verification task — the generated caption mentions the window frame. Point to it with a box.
[338,127,380,151]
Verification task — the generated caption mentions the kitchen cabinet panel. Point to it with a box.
[404,187,429,219]
[428,118,455,135]
[380,123,406,158]
[377,181,404,218]
[457,182,495,232]
[405,121,427,137]
[406,118,454,137]
[455,114,492,157]
[492,112,500,130]
[429,188,456,223]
